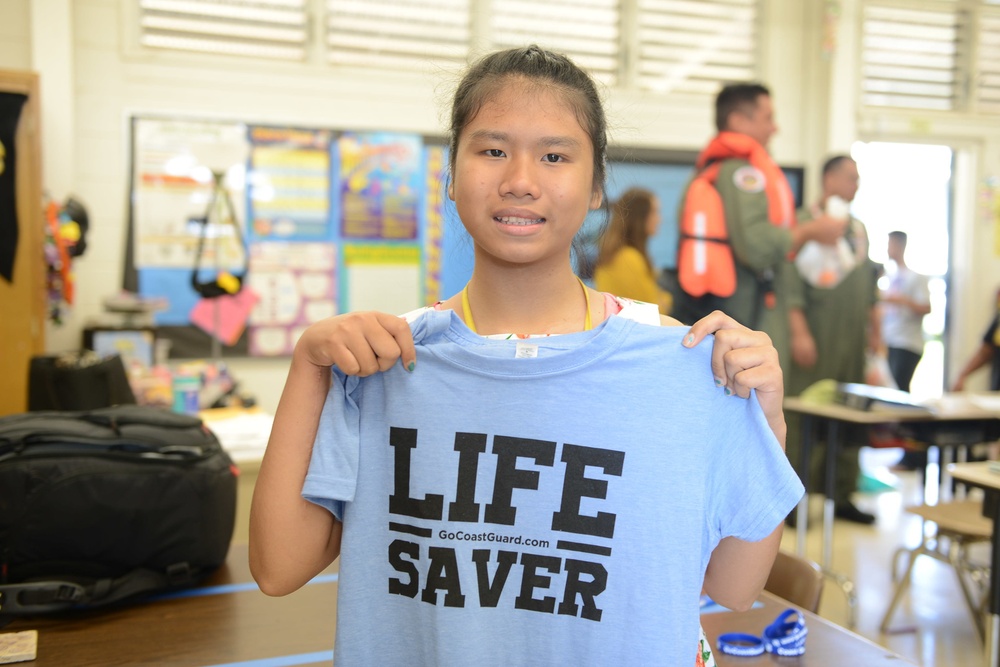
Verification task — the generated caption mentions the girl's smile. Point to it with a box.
[494,208,545,234]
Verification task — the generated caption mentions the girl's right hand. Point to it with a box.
[296,311,417,377]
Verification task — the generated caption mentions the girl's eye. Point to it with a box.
[542,153,563,163]
[486,149,505,158]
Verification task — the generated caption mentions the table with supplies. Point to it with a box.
[784,389,1000,627]
[702,590,914,665]
[0,544,915,666]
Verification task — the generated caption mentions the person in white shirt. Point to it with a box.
[880,231,931,392]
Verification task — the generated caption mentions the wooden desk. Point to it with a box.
[784,394,1000,566]
[948,461,1000,667]
[783,393,999,630]
[2,546,338,667]
[3,545,914,666]
[701,591,915,666]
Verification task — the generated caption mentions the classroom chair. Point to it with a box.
[764,549,825,613]
[879,498,992,641]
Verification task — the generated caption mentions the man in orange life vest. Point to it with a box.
[676,83,847,369]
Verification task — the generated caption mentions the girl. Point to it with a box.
[593,187,673,315]
[250,46,802,666]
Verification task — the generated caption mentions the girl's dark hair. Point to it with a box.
[448,45,608,198]
[596,188,656,272]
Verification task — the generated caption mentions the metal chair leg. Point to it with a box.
[818,567,858,629]
[880,542,927,634]
[949,542,988,642]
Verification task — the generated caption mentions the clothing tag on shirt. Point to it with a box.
[514,343,538,359]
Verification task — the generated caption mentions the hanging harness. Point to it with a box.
[190,171,247,299]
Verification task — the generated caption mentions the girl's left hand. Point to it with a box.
[682,310,786,447]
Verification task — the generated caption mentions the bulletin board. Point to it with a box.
[126,115,803,358]
[126,116,448,358]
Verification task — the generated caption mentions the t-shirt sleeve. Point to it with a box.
[717,160,793,271]
[778,260,805,310]
[301,369,362,521]
[914,274,931,306]
[704,392,804,546]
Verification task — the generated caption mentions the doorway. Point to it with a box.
[849,141,953,399]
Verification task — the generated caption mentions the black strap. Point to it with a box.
[678,232,730,244]
[750,268,776,328]
[191,173,247,298]
[0,564,197,616]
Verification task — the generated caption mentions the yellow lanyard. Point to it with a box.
[461,277,592,334]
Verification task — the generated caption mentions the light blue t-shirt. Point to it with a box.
[303,309,804,666]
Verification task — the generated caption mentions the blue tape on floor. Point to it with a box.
[156,573,339,600]
[202,650,334,667]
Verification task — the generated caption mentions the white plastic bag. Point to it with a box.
[795,238,858,288]
[795,195,859,288]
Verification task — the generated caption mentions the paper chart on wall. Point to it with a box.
[343,244,421,315]
[247,126,334,242]
[132,118,248,270]
[248,241,337,356]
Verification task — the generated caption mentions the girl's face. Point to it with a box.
[449,81,602,270]
[646,196,661,237]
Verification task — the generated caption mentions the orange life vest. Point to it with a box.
[678,132,795,299]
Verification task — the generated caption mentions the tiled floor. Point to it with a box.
[786,447,988,666]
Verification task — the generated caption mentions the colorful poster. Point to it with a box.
[248,241,337,356]
[423,145,447,305]
[342,244,421,314]
[338,132,422,240]
[248,126,334,242]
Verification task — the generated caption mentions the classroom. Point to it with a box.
[2,1,1000,666]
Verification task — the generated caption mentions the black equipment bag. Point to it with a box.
[27,352,136,411]
[0,405,238,617]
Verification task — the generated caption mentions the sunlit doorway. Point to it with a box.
[850,141,953,399]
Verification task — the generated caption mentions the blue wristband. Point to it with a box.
[718,608,808,658]
[717,632,765,657]
[762,609,808,656]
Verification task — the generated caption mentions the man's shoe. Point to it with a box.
[834,502,876,525]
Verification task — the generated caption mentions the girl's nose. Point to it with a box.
[500,155,540,199]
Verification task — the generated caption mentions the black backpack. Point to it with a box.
[0,405,238,617]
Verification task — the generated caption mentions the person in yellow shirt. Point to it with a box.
[593,188,672,314]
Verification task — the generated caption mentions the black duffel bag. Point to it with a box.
[0,405,238,617]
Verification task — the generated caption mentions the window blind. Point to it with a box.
[487,0,620,86]
[860,4,964,111]
[977,9,1000,112]
[634,0,758,95]
[138,0,309,60]
[325,0,471,71]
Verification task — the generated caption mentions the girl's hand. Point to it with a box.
[682,310,786,446]
[295,311,417,377]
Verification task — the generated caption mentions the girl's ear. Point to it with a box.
[448,179,455,201]
[589,188,603,211]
